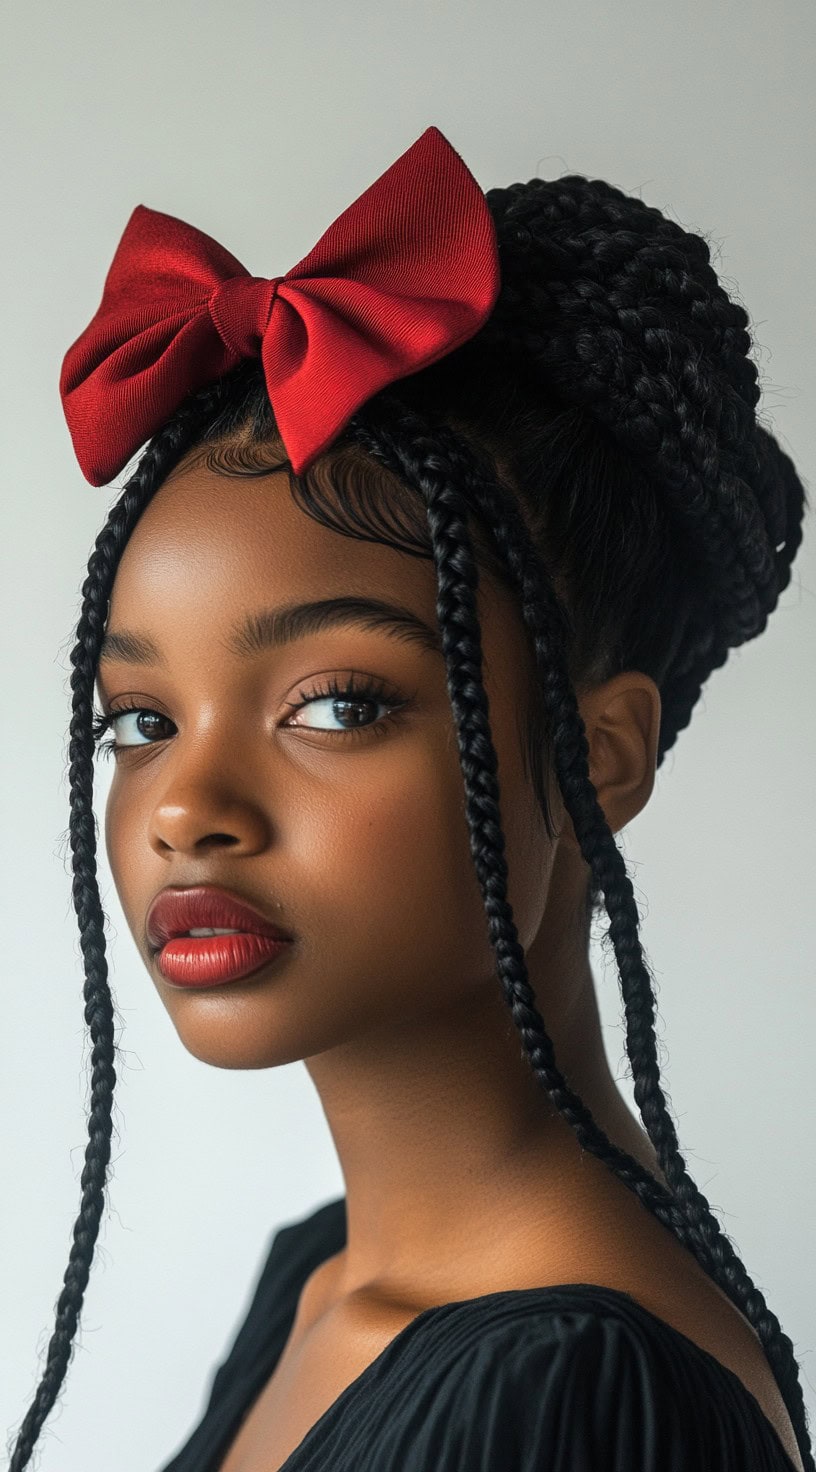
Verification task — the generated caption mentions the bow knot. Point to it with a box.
[59,126,501,484]
[208,275,279,359]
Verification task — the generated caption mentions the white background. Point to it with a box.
[1,0,814,1466]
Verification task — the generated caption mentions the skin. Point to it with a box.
[96,450,668,1283]
[95,452,803,1472]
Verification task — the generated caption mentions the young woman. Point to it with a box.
[9,125,811,1471]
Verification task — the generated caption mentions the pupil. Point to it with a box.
[335,699,372,728]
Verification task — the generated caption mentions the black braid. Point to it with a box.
[6,382,243,1472]
[483,181,775,641]
[346,398,813,1471]
[12,160,811,1470]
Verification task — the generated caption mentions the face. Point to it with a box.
[96,455,557,1070]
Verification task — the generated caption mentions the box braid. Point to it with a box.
[345,396,813,1472]
[8,166,811,1472]
[6,388,244,1472]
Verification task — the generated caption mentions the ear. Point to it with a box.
[572,672,661,837]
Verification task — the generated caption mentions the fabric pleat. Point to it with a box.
[157,1195,798,1472]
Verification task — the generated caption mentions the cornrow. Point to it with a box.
[8,166,811,1471]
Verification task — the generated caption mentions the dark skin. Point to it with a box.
[95,455,802,1472]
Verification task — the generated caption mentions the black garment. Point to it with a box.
[158,1195,798,1471]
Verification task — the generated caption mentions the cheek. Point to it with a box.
[104,778,150,935]
[308,739,477,900]
[288,731,550,1024]
[285,737,489,1015]
[104,779,131,882]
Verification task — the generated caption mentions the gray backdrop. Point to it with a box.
[2,1,814,1466]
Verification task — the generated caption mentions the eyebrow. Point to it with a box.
[97,595,444,667]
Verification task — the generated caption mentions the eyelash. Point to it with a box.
[90,672,410,760]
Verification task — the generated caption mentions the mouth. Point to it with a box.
[145,885,295,989]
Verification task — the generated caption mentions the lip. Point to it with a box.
[146,884,295,953]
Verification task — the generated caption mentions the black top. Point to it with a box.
[158,1195,798,1471]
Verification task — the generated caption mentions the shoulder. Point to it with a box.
[410,1287,793,1471]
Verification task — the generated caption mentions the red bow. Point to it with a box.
[59,126,501,486]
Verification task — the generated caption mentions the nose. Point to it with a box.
[147,758,272,859]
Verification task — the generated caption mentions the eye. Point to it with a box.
[91,703,174,758]
[283,672,410,740]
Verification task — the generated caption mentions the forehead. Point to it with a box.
[102,456,530,691]
[108,459,436,612]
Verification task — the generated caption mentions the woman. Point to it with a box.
[9,125,811,1471]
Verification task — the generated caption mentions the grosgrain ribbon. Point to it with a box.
[59,125,501,485]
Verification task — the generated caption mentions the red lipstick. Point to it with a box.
[146,886,294,988]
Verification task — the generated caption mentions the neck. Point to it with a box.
[303,932,661,1301]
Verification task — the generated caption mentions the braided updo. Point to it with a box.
[8,170,811,1471]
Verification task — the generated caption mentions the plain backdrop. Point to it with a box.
[1,1,814,1466]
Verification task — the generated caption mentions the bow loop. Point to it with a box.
[208,276,280,359]
[59,126,501,484]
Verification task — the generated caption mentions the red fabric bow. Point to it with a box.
[59,125,501,485]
